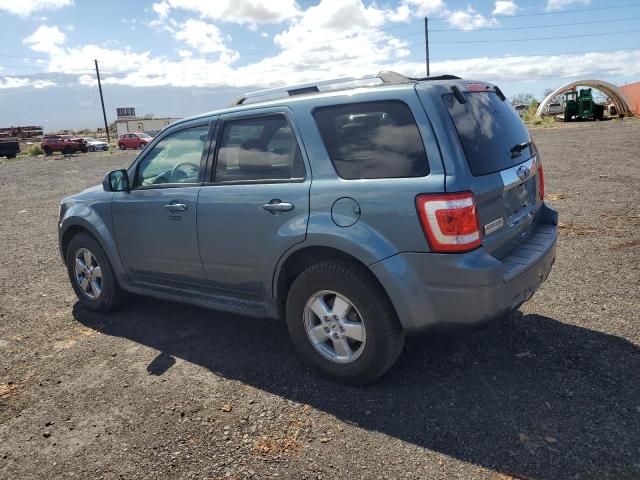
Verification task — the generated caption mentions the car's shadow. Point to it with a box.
[74,298,639,479]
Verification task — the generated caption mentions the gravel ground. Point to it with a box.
[1,121,639,480]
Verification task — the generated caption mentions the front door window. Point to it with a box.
[135,126,209,187]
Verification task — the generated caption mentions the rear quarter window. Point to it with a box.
[312,100,429,179]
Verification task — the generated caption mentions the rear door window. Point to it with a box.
[214,115,305,183]
[443,91,532,176]
[313,100,429,179]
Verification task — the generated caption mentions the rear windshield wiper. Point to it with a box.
[510,141,529,158]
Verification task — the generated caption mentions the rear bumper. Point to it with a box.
[370,204,558,334]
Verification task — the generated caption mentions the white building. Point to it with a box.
[114,107,182,137]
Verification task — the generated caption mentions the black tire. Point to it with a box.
[88,146,95,152]
[65,232,122,312]
[44,147,52,156]
[63,146,72,156]
[138,143,145,149]
[286,260,404,385]
[119,143,125,150]
[6,154,16,159]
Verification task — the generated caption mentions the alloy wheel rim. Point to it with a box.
[303,290,366,364]
[73,248,102,300]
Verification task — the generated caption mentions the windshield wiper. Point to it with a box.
[510,141,530,158]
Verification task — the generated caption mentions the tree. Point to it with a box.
[142,113,155,120]
[509,93,536,105]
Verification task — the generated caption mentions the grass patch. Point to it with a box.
[25,144,44,156]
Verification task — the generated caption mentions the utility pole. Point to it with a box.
[94,59,110,143]
[424,17,430,77]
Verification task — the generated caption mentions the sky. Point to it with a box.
[1,0,639,130]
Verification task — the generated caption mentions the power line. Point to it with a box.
[460,1,640,19]
[428,45,640,61]
[430,27,640,43]
[429,15,640,32]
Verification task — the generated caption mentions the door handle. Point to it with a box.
[164,202,187,212]
[262,200,294,214]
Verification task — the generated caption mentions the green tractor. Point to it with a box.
[560,88,605,121]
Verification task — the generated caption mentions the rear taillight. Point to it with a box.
[537,158,545,200]
[415,192,481,253]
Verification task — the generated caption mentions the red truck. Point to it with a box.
[117,132,152,150]
[41,135,88,155]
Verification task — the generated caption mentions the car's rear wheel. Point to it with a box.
[286,260,404,385]
[65,232,122,312]
[43,147,52,156]
[118,143,125,150]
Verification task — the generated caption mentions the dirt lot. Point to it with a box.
[1,121,639,480]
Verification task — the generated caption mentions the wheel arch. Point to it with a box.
[273,245,397,322]
[59,215,125,283]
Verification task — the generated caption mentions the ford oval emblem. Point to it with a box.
[517,166,531,180]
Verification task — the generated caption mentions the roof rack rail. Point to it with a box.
[230,70,420,106]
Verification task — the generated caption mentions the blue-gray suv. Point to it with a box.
[58,72,557,384]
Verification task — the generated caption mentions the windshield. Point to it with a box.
[83,137,96,142]
[138,133,152,139]
[443,91,532,176]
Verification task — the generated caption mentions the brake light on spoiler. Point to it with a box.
[416,192,482,253]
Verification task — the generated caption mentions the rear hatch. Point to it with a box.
[437,83,544,259]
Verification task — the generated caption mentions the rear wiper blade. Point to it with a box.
[510,141,530,158]
[510,142,529,153]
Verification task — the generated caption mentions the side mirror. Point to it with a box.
[103,169,130,192]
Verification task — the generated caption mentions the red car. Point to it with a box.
[41,135,88,155]
[118,132,152,150]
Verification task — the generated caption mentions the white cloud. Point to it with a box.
[0,77,31,89]
[493,1,518,16]
[23,25,66,53]
[174,19,234,55]
[0,0,72,17]
[0,77,56,89]
[152,0,301,25]
[545,0,590,11]
[23,25,152,74]
[152,1,170,18]
[446,6,499,30]
[33,79,57,88]
[400,0,447,17]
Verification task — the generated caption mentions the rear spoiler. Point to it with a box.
[450,84,506,104]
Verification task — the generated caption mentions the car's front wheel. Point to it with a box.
[286,260,404,385]
[65,232,122,312]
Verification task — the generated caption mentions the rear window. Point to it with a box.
[313,101,429,179]
[443,92,532,176]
